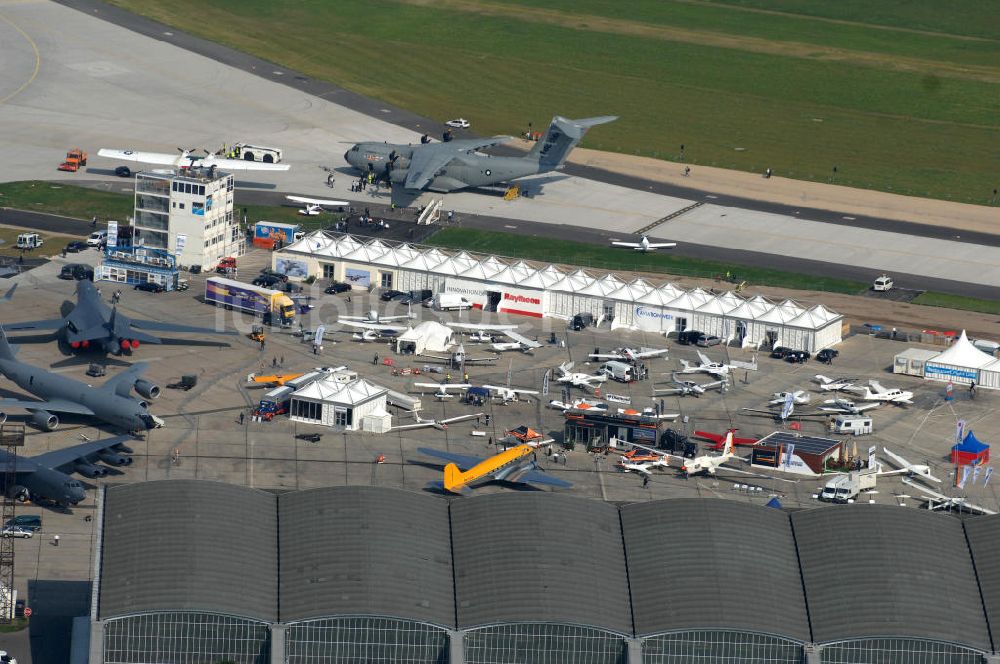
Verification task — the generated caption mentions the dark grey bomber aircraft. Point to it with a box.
[6,279,233,355]
[344,114,616,206]
[0,435,134,506]
[0,328,162,432]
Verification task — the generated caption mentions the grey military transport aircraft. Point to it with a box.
[0,328,163,431]
[0,435,134,506]
[6,279,233,356]
[344,114,616,206]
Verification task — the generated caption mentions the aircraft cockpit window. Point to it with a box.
[351,146,360,152]
[67,481,82,489]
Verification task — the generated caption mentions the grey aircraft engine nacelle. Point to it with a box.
[6,485,29,502]
[97,451,132,466]
[389,168,409,185]
[133,379,160,400]
[74,462,107,478]
[31,410,59,431]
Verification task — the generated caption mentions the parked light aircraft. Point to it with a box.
[482,384,539,403]
[555,362,608,390]
[618,431,738,477]
[694,428,760,450]
[342,308,415,324]
[413,381,472,401]
[879,447,941,483]
[813,375,858,392]
[678,351,739,378]
[247,372,305,387]
[285,195,349,215]
[901,478,996,515]
[819,398,880,414]
[770,390,811,405]
[849,380,914,405]
[609,235,677,252]
[418,444,572,494]
[0,329,162,431]
[98,148,291,171]
[590,347,669,362]
[450,322,542,352]
[391,412,483,432]
[344,115,616,206]
[423,344,498,366]
[547,398,608,412]
[6,280,234,357]
[0,434,134,506]
[654,373,728,397]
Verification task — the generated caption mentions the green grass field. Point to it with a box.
[110,0,1000,204]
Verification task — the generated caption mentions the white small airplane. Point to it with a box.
[618,453,673,476]
[902,478,996,515]
[819,398,880,414]
[589,347,669,362]
[610,235,677,252]
[547,398,608,412]
[341,307,415,324]
[340,321,409,340]
[98,147,290,171]
[482,384,540,403]
[423,344,498,366]
[678,351,736,378]
[450,323,542,352]
[413,382,473,400]
[619,431,738,477]
[555,362,608,390]
[879,448,941,483]
[286,195,349,215]
[849,380,914,405]
[814,375,858,392]
[770,390,811,405]
[653,373,728,397]
[391,413,484,432]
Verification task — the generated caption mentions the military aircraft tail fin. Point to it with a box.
[0,327,18,360]
[529,115,617,170]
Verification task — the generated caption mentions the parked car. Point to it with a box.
[785,350,810,363]
[252,275,283,288]
[324,282,351,295]
[0,526,32,539]
[379,289,407,302]
[571,313,594,331]
[696,334,722,347]
[445,118,470,129]
[64,241,88,253]
[5,515,40,531]
[134,281,165,293]
[769,346,793,359]
[816,349,839,363]
[86,230,108,247]
[676,330,704,345]
[59,263,94,281]
[402,289,433,304]
[114,166,132,178]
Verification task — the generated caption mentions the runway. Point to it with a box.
[0,0,995,295]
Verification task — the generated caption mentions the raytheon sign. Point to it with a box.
[498,288,546,317]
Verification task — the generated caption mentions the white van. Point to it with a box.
[87,230,108,247]
[16,233,42,250]
[600,361,634,383]
[872,274,894,292]
[973,339,1000,356]
[430,293,473,311]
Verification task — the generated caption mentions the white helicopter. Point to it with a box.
[610,235,677,252]
[286,195,349,216]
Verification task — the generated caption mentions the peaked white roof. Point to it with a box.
[929,331,997,369]
[342,239,390,263]
[534,265,566,288]
[293,376,387,404]
[458,255,507,281]
[550,269,596,293]
[490,260,536,286]
[607,278,654,302]
[756,303,800,324]
[375,243,421,267]
[637,283,685,307]
[664,287,712,311]
[787,304,841,328]
[695,295,731,316]
[576,273,623,297]
[776,299,806,317]
[714,291,745,312]
[400,248,444,272]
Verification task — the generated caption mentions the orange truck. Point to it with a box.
[58,148,88,172]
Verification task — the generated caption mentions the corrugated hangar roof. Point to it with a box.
[279,486,454,626]
[792,504,991,649]
[961,515,1000,644]
[621,499,810,640]
[98,481,278,621]
[450,493,632,633]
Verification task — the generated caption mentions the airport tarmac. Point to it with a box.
[1,1,999,291]
[2,244,999,617]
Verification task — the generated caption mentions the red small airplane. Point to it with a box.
[694,428,760,450]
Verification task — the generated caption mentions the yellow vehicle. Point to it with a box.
[248,325,266,343]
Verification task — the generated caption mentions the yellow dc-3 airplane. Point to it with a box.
[418,444,573,495]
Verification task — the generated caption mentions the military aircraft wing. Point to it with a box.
[4,318,66,331]
[447,136,514,152]
[101,363,149,398]
[404,147,454,191]
[0,397,95,415]
[30,435,133,473]
[416,447,484,471]
[514,470,573,489]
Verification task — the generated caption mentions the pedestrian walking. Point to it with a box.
[643,474,650,487]
[326,173,334,187]
[683,166,691,177]
[239,411,245,426]
[280,355,284,366]
[374,353,380,365]
[260,339,265,351]
[272,357,277,368]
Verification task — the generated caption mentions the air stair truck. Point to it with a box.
[205,276,296,326]
[819,467,878,503]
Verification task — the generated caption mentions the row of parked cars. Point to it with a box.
[675,329,722,347]
[770,346,839,364]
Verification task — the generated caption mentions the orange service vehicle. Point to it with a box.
[58,148,88,172]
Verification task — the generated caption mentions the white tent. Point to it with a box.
[395,321,454,355]
[290,376,388,431]
[925,331,997,386]
[534,265,567,288]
